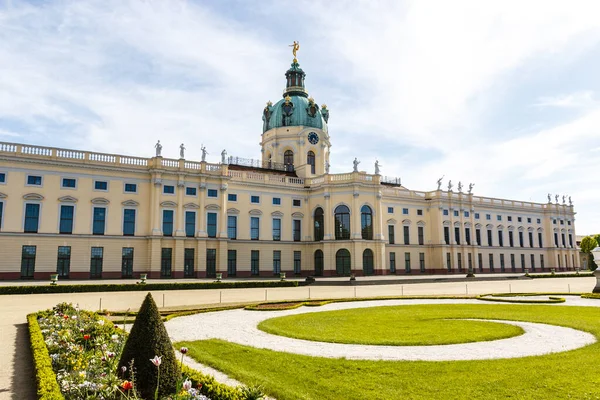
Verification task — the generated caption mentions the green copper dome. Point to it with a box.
[262,60,329,133]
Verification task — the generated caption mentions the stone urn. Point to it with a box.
[592,248,600,293]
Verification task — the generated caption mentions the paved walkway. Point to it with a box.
[0,276,596,400]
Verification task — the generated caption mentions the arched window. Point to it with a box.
[307,151,315,174]
[314,250,324,276]
[361,205,373,240]
[314,207,324,241]
[334,205,351,240]
[363,249,374,275]
[336,249,351,275]
[284,150,294,172]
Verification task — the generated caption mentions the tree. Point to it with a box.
[580,236,598,271]
[118,293,179,399]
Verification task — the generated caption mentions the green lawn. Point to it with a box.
[258,305,524,345]
[176,304,600,400]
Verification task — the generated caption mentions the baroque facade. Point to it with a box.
[0,57,579,280]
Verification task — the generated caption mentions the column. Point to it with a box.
[175,178,185,237]
[151,177,162,235]
[197,181,207,237]
[351,188,361,239]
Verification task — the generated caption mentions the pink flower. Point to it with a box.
[150,355,162,367]
[107,352,115,358]
[182,379,192,391]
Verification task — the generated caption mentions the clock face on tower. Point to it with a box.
[308,131,319,145]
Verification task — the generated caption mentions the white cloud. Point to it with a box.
[534,91,596,108]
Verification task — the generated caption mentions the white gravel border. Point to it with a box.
[165,298,597,361]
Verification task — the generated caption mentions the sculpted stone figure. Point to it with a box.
[353,158,360,172]
[468,183,474,194]
[555,194,559,204]
[221,149,227,164]
[448,180,453,192]
[437,175,444,190]
[547,193,552,203]
[568,196,572,206]
[155,140,162,157]
[289,41,300,59]
[179,143,185,159]
[374,160,381,175]
[562,195,566,204]
[325,161,330,174]
[458,181,463,193]
[201,145,208,162]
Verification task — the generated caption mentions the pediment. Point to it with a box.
[475,223,483,229]
[387,218,397,225]
[517,226,524,231]
[486,224,494,229]
[58,196,78,203]
[122,200,139,207]
[507,225,515,230]
[527,227,534,232]
[271,211,284,217]
[205,204,221,210]
[402,219,411,225]
[463,221,470,228]
[227,208,240,215]
[23,193,44,201]
[443,220,451,226]
[0,192,7,199]
[497,224,504,229]
[91,197,110,205]
[453,221,461,227]
[291,212,304,218]
[183,203,200,209]
[160,201,178,208]
[249,209,263,216]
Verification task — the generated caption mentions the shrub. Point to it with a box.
[28,313,64,400]
[118,293,179,399]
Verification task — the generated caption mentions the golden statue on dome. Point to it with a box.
[289,41,300,61]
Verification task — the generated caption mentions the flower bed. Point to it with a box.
[30,302,250,399]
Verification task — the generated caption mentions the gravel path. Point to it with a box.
[165,298,597,361]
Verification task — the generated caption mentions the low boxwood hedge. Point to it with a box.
[27,313,64,400]
[476,294,566,304]
[529,272,593,279]
[1,280,298,295]
[581,293,600,299]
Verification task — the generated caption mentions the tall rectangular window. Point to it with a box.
[540,254,545,270]
[554,233,559,247]
[0,201,3,231]
[529,232,534,248]
[403,226,410,245]
[185,211,195,238]
[24,203,40,233]
[521,254,526,271]
[251,250,260,276]
[498,230,504,247]
[454,227,460,245]
[57,246,71,278]
[228,250,237,276]
[390,252,396,273]
[403,252,411,273]
[206,249,216,278]
[419,252,425,272]
[457,253,462,271]
[227,215,237,239]
[162,210,174,236]
[90,247,103,278]
[161,248,172,278]
[184,248,195,278]
[273,250,281,274]
[476,229,481,246]
[487,230,493,246]
[21,245,36,278]
[446,252,451,271]
[531,254,536,271]
[465,228,471,245]
[500,254,505,272]
[519,231,524,247]
[294,251,301,274]
[569,234,573,248]
[272,218,281,241]
[558,254,561,269]
[293,220,301,242]
[418,226,424,245]
[251,217,260,240]
[93,207,106,235]
[122,247,134,278]
[510,254,516,272]
[489,254,494,272]
[509,231,514,247]
[561,233,566,247]
[59,205,74,234]
[207,212,217,238]
[478,253,483,272]
[468,253,472,271]
[538,232,543,248]
[444,227,450,245]
[123,209,136,236]
[388,225,395,244]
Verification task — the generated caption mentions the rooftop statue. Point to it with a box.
[569,196,573,206]
[289,41,300,60]
[448,180,453,192]
[353,157,360,172]
[437,175,444,190]
[458,181,463,193]
[221,149,227,164]
[201,145,208,162]
[547,193,552,203]
[179,143,185,159]
[154,140,162,157]
[468,183,474,194]
[374,160,381,175]
[555,194,559,204]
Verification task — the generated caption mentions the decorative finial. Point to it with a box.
[266,100,272,107]
[308,97,315,104]
[289,40,300,62]
[284,95,291,104]
[321,104,327,109]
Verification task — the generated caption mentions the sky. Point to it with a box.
[0,0,599,234]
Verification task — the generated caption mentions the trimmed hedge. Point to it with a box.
[27,313,64,400]
[529,272,593,279]
[0,280,298,295]
[476,294,566,304]
[182,365,244,400]
[581,293,600,299]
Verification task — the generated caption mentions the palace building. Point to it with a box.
[0,55,579,280]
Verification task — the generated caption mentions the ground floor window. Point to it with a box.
[336,249,351,275]
[184,248,195,278]
[161,248,172,278]
[478,253,483,272]
[510,254,516,272]
[228,250,237,276]
[251,250,260,276]
[457,253,463,272]
[467,253,472,272]
[314,250,323,276]
[521,254,526,272]
[21,245,36,279]
[206,249,216,278]
[489,254,494,272]
[446,252,451,271]
[294,251,301,274]
[404,252,411,273]
[530,254,536,271]
[90,247,103,279]
[273,250,281,274]
[122,247,134,278]
[500,254,505,272]
[389,252,396,273]
[540,254,545,271]
[363,249,374,275]
[420,252,425,273]
[57,246,71,278]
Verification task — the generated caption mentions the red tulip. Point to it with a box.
[122,380,133,391]
[83,334,91,340]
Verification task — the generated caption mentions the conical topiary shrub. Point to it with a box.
[118,293,179,399]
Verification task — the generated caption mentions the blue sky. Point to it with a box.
[1,0,599,234]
